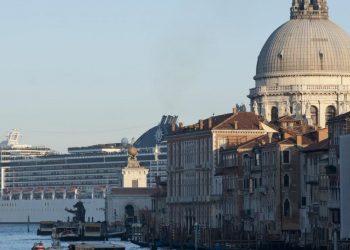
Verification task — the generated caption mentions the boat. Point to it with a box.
[0,120,171,223]
[52,223,80,241]
[82,223,107,241]
[37,221,56,236]
[68,242,125,250]
[31,242,46,250]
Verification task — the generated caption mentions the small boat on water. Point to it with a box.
[31,242,46,250]
[82,223,106,241]
[68,242,125,250]
[37,221,56,236]
[51,222,107,241]
[52,223,80,241]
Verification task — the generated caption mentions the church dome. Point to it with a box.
[255,2,350,80]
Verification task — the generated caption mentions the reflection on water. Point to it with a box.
[0,224,145,250]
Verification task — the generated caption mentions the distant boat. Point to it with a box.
[37,221,56,236]
[31,242,46,250]
[68,242,125,250]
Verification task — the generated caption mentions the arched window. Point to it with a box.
[271,107,279,122]
[310,106,318,126]
[284,174,290,187]
[326,106,336,122]
[284,199,291,217]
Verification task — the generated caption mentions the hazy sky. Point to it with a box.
[0,0,349,152]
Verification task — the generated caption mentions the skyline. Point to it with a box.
[1,0,350,152]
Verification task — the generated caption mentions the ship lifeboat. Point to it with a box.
[31,241,46,250]
[34,187,44,193]
[23,188,33,193]
[11,188,22,193]
[55,187,66,193]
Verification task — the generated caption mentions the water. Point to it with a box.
[0,224,145,250]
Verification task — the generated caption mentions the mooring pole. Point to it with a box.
[27,215,30,232]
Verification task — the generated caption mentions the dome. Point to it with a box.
[255,19,350,79]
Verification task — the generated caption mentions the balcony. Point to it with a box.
[249,84,350,97]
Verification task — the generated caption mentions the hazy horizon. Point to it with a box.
[1,0,349,152]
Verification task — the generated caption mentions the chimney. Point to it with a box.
[296,134,303,146]
[171,123,176,133]
[179,122,184,129]
[199,119,204,129]
[233,121,239,130]
[232,107,238,115]
[208,118,213,129]
[267,132,273,143]
[317,128,329,142]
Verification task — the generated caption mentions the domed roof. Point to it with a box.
[255,3,350,79]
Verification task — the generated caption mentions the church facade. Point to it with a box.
[248,0,350,128]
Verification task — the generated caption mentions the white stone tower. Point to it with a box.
[122,146,149,188]
[249,0,350,127]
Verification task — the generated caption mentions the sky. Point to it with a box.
[0,0,349,152]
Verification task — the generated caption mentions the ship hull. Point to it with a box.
[0,199,105,223]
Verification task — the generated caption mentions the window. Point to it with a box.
[271,107,278,122]
[311,106,318,126]
[302,197,306,206]
[282,151,290,164]
[284,199,291,217]
[255,153,261,166]
[284,174,290,187]
[132,179,138,188]
[326,106,336,123]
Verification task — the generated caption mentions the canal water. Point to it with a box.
[0,224,146,250]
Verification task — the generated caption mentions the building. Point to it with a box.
[300,137,334,249]
[340,134,350,241]
[122,147,149,188]
[107,148,166,243]
[166,109,274,247]
[217,116,331,247]
[248,0,350,127]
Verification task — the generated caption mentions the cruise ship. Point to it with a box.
[0,116,176,223]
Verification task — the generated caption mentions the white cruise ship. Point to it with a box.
[0,116,176,223]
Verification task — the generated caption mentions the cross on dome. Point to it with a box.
[291,0,328,20]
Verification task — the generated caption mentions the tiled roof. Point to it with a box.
[328,112,350,123]
[214,112,263,130]
[302,139,329,152]
[172,112,264,135]
[110,188,156,196]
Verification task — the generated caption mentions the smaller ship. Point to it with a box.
[31,242,46,250]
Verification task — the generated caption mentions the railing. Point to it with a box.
[249,84,350,96]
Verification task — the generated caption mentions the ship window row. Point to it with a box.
[4,169,118,178]
[8,154,165,167]
[4,160,156,175]
[6,163,124,172]
[7,160,154,171]
[6,174,118,183]
[5,180,120,188]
